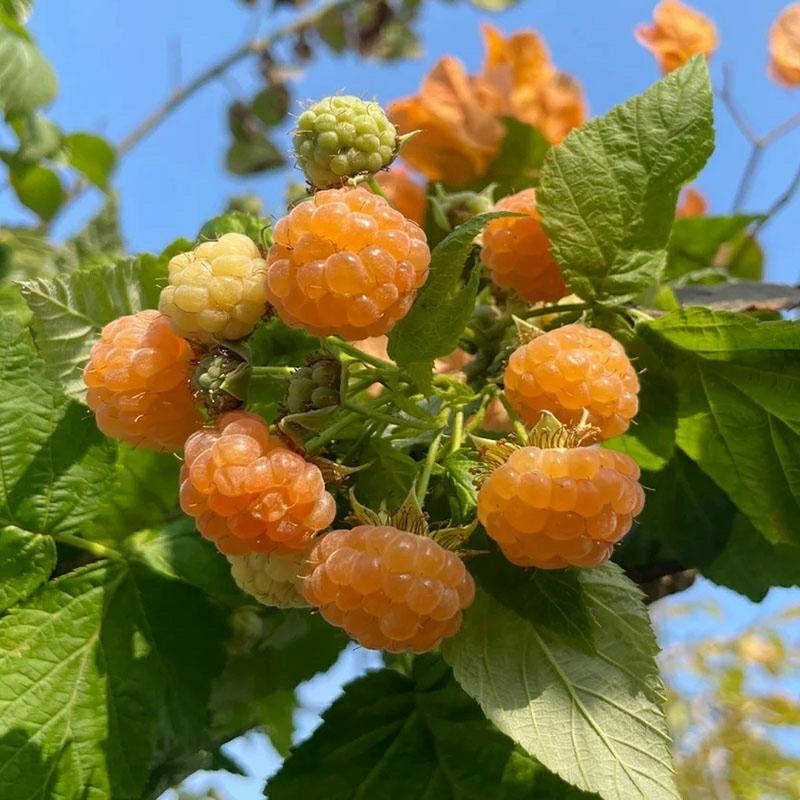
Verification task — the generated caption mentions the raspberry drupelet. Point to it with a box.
[303,526,475,653]
[180,411,336,555]
[264,187,430,340]
[83,310,202,452]
[228,551,309,608]
[481,189,567,303]
[478,446,645,569]
[504,323,640,441]
[159,232,269,344]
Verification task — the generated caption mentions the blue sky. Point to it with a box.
[4,1,800,797]
[5,0,800,285]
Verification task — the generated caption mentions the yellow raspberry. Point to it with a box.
[264,187,430,340]
[228,551,309,608]
[83,310,203,452]
[504,323,640,441]
[481,189,567,303]
[159,233,268,343]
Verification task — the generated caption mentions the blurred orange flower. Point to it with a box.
[480,24,586,144]
[389,57,506,186]
[769,4,800,87]
[635,0,718,73]
[676,186,708,218]
[376,167,428,226]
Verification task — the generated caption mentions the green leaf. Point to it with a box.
[0,19,57,113]
[266,655,593,800]
[252,84,290,127]
[0,525,54,611]
[705,516,800,601]
[63,132,116,189]
[666,215,757,281]
[84,444,180,542]
[7,111,62,162]
[316,6,348,52]
[1,0,33,23]
[615,451,736,575]
[438,451,479,522]
[0,560,228,799]
[56,195,125,270]
[442,562,679,800]
[640,308,800,545]
[354,438,418,509]
[538,57,714,302]
[126,518,244,608]
[9,163,65,220]
[388,211,515,375]
[226,136,285,176]
[0,314,115,535]
[671,280,800,313]
[20,255,167,401]
[479,118,549,197]
[0,225,57,281]
[198,210,271,246]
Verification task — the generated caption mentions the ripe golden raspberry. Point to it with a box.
[84,310,202,452]
[228,551,308,608]
[159,233,268,344]
[478,446,645,569]
[375,166,427,227]
[180,411,336,555]
[504,323,640,441]
[303,526,475,653]
[481,189,567,303]
[264,187,430,339]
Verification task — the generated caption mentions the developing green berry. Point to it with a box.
[293,96,398,188]
[286,358,341,414]
[192,347,247,414]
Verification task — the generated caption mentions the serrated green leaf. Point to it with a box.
[57,195,125,271]
[266,655,593,800]
[0,19,56,113]
[354,438,418,509]
[1,0,33,23]
[20,255,167,401]
[439,451,479,523]
[0,525,54,611]
[388,211,515,376]
[0,560,228,799]
[126,518,244,608]
[443,562,679,800]
[316,6,348,51]
[84,444,180,542]
[538,57,714,302]
[9,163,64,220]
[198,210,271,245]
[226,136,285,175]
[666,215,758,281]
[7,111,61,162]
[63,132,116,189]
[251,84,290,127]
[640,308,800,545]
[0,314,115,535]
[705,515,800,601]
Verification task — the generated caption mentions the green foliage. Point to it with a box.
[9,163,64,219]
[538,57,714,302]
[0,525,55,611]
[354,438,418,509]
[388,211,514,377]
[20,255,167,400]
[641,308,800,545]
[0,560,229,800]
[197,209,272,246]
[267,655,593,799]
[443,562,679,800]
[0,16,57,114]
[477,117,549,197]
[63,132,116,189]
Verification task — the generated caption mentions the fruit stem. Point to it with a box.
[51,533,124,561]
[416,424,446,505]
[449,410,464,455]
[341,401,439,431]
[305,411,362,454]
[520,301,591,320]
[326,337,398,372]
[495,390,529,443]
[249,366,296,376]
[366,175,389,202]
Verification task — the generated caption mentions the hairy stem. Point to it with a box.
[416,426,445,505]
[51,533,124,561]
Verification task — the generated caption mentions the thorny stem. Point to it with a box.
[51,533,124,561]
[305,410,361,453]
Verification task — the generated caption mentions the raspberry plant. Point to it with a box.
[2,4,800,800]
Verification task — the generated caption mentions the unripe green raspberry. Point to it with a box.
[228,551,309,608]
[293,96,398,188]
[159,232,268,344]
[285,358,341,414]
[192,346,247,414]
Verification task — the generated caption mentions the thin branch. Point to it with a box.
[717,65,759,144]
[753,161,800,237]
